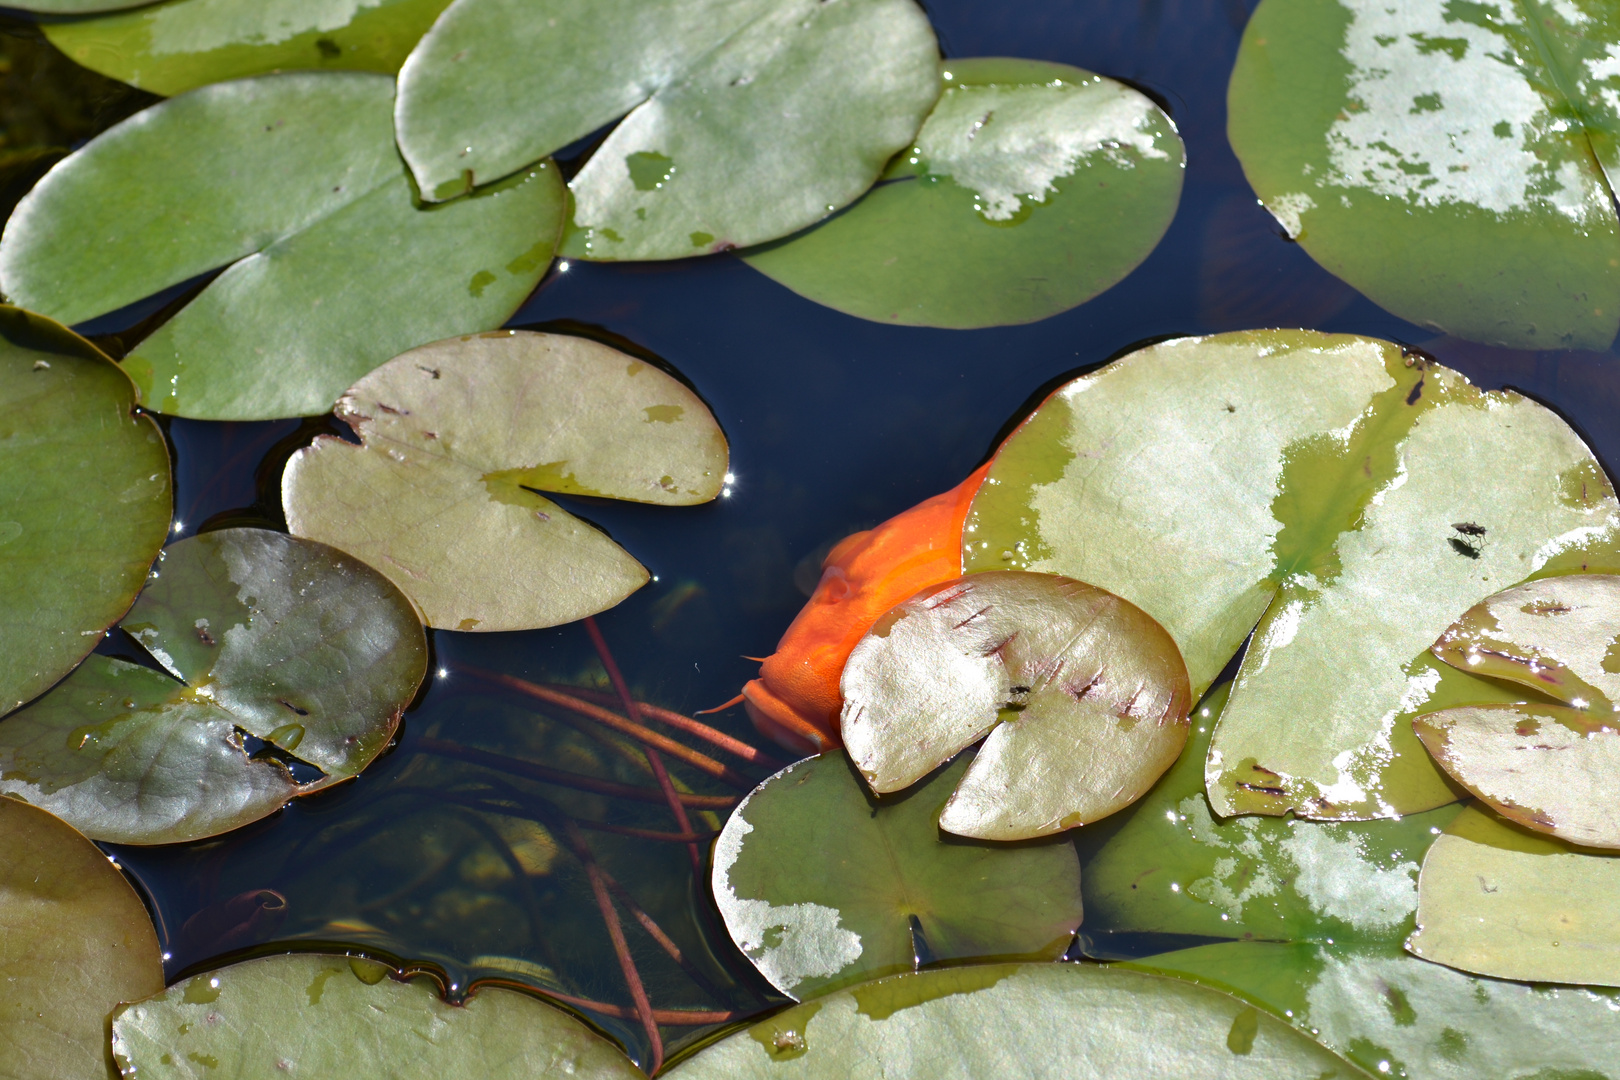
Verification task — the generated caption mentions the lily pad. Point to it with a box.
[0,72,565,420]
[45,0,455,97]
[1228,0,1620,350]
[0,307,171,715]
[712,750,1082,1000]
[4,0,150,11]
[963,330,1620,819]
[1407,804,1620,986]
[742,58,1185,328]
[665,962,1365,1078]
[1,797,164,1080]
[282,330,727,631]
[839,570,1191,840]
[111,953,643,1080]
[0,527,427,844]
[395,0,940,260]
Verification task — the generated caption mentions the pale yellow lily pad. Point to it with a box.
[839,571,1191,841]
[1,797,164,1080]
[283,330,728,631]
[1407,805,1620,986]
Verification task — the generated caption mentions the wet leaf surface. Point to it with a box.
[396,0,939,260]
[665,962,1366,1078]
[282,330,726,631]
[0,307,171,715]
[1407,804,1620,986]
[0,527,427,844]
[1228,0,1620,350]
[0,797,164,1080]
[111,953,643,1080]
[712,750,1082,1000]
[839,570,1191,840]
[743,57,1184,328]
[45,0,455,97]
[0,72,565,420]
[964,330,1620,820]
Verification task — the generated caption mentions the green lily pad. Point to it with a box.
[45,0,455,97]
[712,751,1082,1000]
[0,307,171,715]
[1407,804,1620,986]
[1,796,164,1080]
[1129,939,1620,1079]
[282,330,726,631]
[1228,0,1620,351]
[0,72,565,420]
[839,570,1191,840]
[111,953,642,1080]
[963,330,1620,819]
[665,962,1366,1078]
[742,58,1185,328]
[395,0,940,259]
[0,527,427,844]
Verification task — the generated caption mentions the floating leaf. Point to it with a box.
[395,0,939,259]
[1228,0,1620,350]
[0,527,427,844]
[0,73,565,420]
[282,330,726,631]
[742,58,1184,328]
[963,330,1620,819]
[45,0,455,97]
[712,751,1082,1000]
[1407,804,1620,986]
[839,571,1191,840]
[0,307,171,714]
[111,953,642,1080]
[665,962,1364,1078]
[3,0,151,11]
[0,797,164,1080]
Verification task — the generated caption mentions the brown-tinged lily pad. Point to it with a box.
[839,570,1191,841]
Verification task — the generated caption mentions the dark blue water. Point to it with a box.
[25,0,1620,1069]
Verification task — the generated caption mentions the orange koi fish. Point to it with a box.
[736,462,992,754]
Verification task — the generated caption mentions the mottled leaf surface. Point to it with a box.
[397,0,939,259]
[0,528,427,844]
[840,571,1191,840]
[0,307,171,714]
[111,953,642,1080]
[665,963,1366,1078]
[1408,805,1620,986]
[743,58,1184,328]
[713,751,1082,1000]
[1228,0,1620,350]
[44,0,454,96]
[0,797,164,1080]
[964,330,1620,819]
[283,330,726,630]
[0,73,564,420]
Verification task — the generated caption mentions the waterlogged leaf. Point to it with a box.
[0,797,164,1080]
[397,0,939,259]
[713,751,1081,1000]
[45,0,455,97]
[1407,805,1620,986]
[0,528,427,844]
[283,331,726,631]
[840,571,1191,840]
[111,953,642,1080]
[1082,683,1464,948]
[665,962,1366,1078]
[743,58,1184,328]
[963,330,1620,819]
[0,307,170,714]
[0,73,565,420]
[1129,939,1620,1080]
[1228,0,1620,350]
